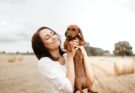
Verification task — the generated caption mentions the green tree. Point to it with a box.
[113,41,133,56]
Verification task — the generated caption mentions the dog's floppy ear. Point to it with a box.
[78,28,84,40]
[78,28,85,45]
[65,30,67,36]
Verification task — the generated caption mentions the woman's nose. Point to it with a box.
[51,35,57,41]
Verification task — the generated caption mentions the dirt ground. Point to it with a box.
[0,54,135,93]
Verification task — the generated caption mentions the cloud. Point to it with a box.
[0,0,135,53]
[0,16,32,43]
[113,0,135,11]
[0,0,28,4]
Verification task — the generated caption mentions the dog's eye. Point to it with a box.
[71,28,76,32]
[72,28,76,31]
[67,28,70,31]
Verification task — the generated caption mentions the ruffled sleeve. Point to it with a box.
[38,57,73,93]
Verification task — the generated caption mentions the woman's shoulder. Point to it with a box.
[38,57,54,66]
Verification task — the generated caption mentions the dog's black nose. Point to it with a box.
[67,33,71,37]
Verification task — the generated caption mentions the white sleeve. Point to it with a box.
[38,57,73,93]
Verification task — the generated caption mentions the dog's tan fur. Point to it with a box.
[64,25,95,93]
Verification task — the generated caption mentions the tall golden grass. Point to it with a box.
[0,55,135,93]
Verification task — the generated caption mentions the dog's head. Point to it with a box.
[65,24,85,45]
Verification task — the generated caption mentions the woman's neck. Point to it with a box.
[49,49,61,59]
[50,49,65,65]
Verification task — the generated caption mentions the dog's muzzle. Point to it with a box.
[66,34,72,40]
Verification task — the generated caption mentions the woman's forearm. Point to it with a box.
[80,47,95,83]
[84,55,95,82]
[66,56,75,89]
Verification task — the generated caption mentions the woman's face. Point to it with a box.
[39,29,60,51]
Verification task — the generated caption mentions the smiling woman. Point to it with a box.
[31,26,79,93]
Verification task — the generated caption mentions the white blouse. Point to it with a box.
[38,54,73,93]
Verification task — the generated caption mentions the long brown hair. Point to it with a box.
[31,26,65,60]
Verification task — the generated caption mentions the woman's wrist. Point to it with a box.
[67,55,74,60]
[79,46,87,56]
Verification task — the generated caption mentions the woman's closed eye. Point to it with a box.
[51,31,56,36]
[45,35,51,40]
[44,32,56,40]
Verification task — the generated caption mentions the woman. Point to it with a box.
[31,26,95,93]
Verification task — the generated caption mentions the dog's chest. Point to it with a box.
[74,49,83,63]
[74,49,86,76]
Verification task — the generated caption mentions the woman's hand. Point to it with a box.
[66,39,79,58]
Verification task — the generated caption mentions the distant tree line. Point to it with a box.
[84,41,134,56]
[84,42,112,56]
[0,51,34,55]
[0,41,134,56]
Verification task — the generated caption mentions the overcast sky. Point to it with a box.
[0,0,135,53]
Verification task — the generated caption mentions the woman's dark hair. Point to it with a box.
[32,26,65,60]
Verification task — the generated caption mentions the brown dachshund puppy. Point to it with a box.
[64,25,96,93]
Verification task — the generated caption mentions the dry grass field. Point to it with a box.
[0,54,135,93]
